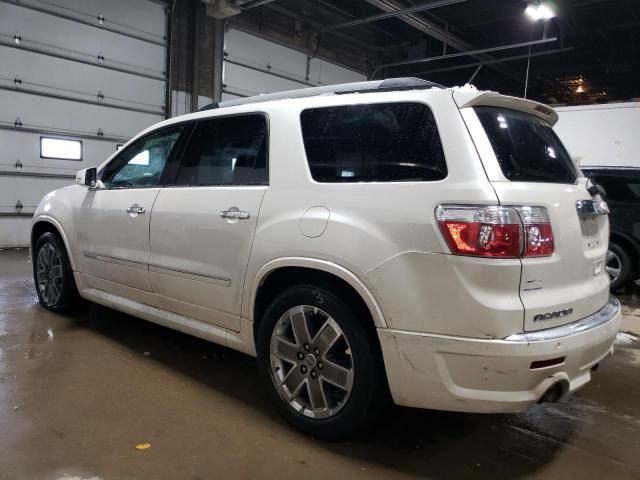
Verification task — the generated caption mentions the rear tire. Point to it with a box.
[607,242,633,291]
[33,232,80,312]
[256,284,385,440]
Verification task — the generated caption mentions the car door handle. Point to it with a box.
[126,204,146,215]
[220,207,250,220]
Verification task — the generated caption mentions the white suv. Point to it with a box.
[31,78,621,439]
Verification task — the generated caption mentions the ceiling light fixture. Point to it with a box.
[525,1,556,21]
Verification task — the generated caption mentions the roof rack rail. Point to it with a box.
[198,77,443,112]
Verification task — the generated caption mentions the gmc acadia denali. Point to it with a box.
[31,78,621,439]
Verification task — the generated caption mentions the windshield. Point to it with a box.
[475,106,578,184]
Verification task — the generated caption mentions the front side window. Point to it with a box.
[175,114,268,186]
[475,106,578,184]
[300,102,447,183]
[101,125,184,188]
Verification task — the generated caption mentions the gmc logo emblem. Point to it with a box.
[534,308,574,322]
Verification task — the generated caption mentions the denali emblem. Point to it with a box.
[534,308,573,322]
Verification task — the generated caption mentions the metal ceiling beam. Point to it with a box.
[414,47,574,76]
[316,0,401,40]
[263,3,389,52]
[363,0,483,51]
[370,37,558,79]
[320,0,468,31]
[238,0,277,9]
[363,0,522,81]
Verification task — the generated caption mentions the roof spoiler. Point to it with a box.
[453,91,558,125]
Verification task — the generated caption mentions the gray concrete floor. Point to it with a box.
[1,248,639,480]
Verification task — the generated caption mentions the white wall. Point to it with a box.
[554,102,640,168]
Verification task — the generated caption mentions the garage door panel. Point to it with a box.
[0,176,74,211]
[308,58,366,86]
[0,46,165,109]
[225,29,308,81]
[0,131,120,172]
[223,29,366,100]
[0,2,166,74]
[0,90,163,139]
[0,218,32,247]
[221,92,243,102]
[224,63,306,97]
[38,0,167,39]
[0,0,166,247]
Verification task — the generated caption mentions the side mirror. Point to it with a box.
[76,167,97,188]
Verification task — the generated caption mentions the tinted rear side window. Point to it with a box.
[300,102,447,182]
[475,106,577,184]
[176,114,267,186]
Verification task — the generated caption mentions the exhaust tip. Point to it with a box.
[538,381,569,404]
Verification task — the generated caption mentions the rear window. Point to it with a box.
[475,106,578,184]
[300,102,447,182]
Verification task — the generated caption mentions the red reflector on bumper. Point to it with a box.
[530,357,565,370]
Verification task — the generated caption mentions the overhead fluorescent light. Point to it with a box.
[40,137,82,160]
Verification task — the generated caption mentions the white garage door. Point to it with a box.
[0,0,167,246]
[222,29,366,103]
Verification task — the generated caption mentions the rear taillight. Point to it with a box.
[517,206,554,257]
[435,205,553,258]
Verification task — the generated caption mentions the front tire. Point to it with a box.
[607,242,633,291]
[256,285,385,440]
[33,232,80,312]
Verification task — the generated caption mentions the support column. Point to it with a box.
[190,1,202,112]
[212,19,225,103]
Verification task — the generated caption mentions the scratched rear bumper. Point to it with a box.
[377,298,621,413]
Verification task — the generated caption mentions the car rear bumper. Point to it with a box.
[378,297,621,413]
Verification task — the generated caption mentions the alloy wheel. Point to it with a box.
[36,243,63,306]
[269,305,354,419]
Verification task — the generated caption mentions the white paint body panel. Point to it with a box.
[460,106,610,332]
[148,187,266,332]
[32,86,620,413]
[75,188,160,291]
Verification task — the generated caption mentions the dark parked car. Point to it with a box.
[583,167,640,290]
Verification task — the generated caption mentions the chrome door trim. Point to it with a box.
[83,250,232,286]
[149,263,231,287]
[81,251,148,270]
